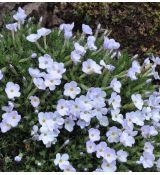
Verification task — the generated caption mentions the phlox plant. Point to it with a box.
[0,7,160,172]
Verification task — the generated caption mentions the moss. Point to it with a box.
[72,2,109,19]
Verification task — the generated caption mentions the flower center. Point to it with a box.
[99,149,103,152]
[70,88,74,92]
[33,98,37,102]
[42,119,46,123]
[107,154,110,157]
[10,89,14,93]
[12,116,16,120]
[59,159,63,163]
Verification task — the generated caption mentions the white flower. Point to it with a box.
[141,125,158,138]
[108,92,121,109]
[110,78,121,93]
[63,164,76,172]
[74,42,86,56]
[39,126,57,146]
[143,142,154,154]
[106,126,121,143]
[64,81,81,99]
[98,115,109,127]
[120,131,135,147]
[148,92,160,109]
[151,109,160,122]
[5,82,21,99]
[117,150,128,162]
[13,7,27,24]
[0,70,4,80]
[87,36,97,51]
[131,94,144,110]
[60,23,74,32]
[44,76,61,91]
[124,113,134,129]
[82,59,102,74]
[31,53,37,59]
[47,62,66,79]
[80,111,94,123]
[0,122,11,133]
[60,23,74,39]
[96,142,107,158]
[142,107,152,120]
[56,99,69,116]
[14,155,22,162]
[33,78,46,90]
[127,60,141,80]
[131,111,145,126]
[77,119,90,129]
[54,153,70,170]
[100,60,115,71]
[76,95,92,111]
[137,152,155,168]
[37,27,51,36]
[2,101,14,113]
[6,23,18,32]
[38,112,49,126]
[111,109,123,124]
[64,30,73,39]
[64,118,75,132]
[151,56,160,65]
[71,51,81,64]
[82,24,93,35]
[103,147,117,163]
[103,37,120,50]
[38,54,53,69]
[86,140,96,153]
[29,96,40,108]
[101,160,117,172]
[68,100,81,116]
[88,128,100,142]
[2,111,21,128]
[26,34,41,42]
[28,68,44,78]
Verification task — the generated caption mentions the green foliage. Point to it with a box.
[0,16,157,172]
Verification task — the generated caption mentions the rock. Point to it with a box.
[0,2,16,26]
[0,2,64,28]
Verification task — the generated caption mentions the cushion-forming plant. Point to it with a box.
[0,7,160,172]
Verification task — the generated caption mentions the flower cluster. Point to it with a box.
[1,7,160,172]
[0,101,21,133]
[54,153,76,172]
[6,7,27,32]
[29,54,65,91]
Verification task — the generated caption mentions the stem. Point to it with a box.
[43,36,47,49]
[53,140,70,156]
[91,47,103,56]
[11,31,16,47]
[35,42,45,54]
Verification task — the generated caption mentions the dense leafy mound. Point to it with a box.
[0,7,160,172]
